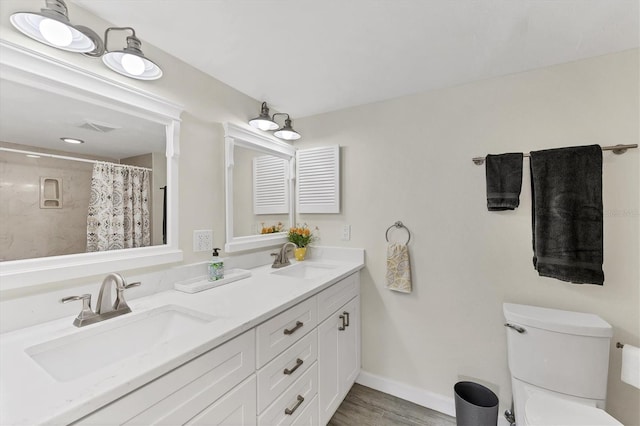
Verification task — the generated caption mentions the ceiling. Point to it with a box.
[0,79,165,159]
[74,1,638,118]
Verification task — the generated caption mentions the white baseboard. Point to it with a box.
[356,370,456,417]
[355,371,511,426]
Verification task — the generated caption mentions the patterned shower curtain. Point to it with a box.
[87,163,151,252]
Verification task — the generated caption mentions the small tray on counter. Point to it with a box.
[174,269,252,294]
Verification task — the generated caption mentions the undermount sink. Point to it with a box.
[26,305,215,382]
[272,262,338,280]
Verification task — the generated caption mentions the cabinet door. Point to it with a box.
[318,296,360,426]
[338,296,359,393]
[318,309,340,425]
[186,376,256,426]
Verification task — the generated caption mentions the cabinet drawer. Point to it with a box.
[76,330,255,425]
[257,329,318,413]
[317,273,359,322]
[185,376,257,426]
[258,362,318,426]
[257,297,317,368]
[291,395,318,426]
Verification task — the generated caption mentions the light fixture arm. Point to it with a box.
[259,101,271,115]
[41,0,70,22]
[271,113,291,122]
[103,27,138,53]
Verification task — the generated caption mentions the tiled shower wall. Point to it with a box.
[0,150,92,261]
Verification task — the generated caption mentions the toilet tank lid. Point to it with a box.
[503,303,613,337]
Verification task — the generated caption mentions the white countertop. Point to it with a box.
[0,257,364,425]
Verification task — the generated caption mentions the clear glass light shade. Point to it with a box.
[10,13,96,52]
[102,51,163,80]
[249,117,279,131]
[274,128,301,141]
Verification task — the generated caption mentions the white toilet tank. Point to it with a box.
[503,303,613,400]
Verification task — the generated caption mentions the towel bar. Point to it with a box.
[385,221,411,245]
[617,342,624,349]
[471,144,638,165]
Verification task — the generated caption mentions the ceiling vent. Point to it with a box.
[77,120,121,133]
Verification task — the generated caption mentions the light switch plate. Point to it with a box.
[341,224,351,241]
[193,230,213,252]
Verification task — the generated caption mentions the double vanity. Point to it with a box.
[0,249,364,425]
[0,40,361,426]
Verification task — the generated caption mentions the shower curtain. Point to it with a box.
[87,163,151,252]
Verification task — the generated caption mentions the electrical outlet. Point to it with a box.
[193,230,213,252]
[341,224,351,241]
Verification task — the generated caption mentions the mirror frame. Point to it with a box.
[223,122,295,253]
[0,40,184,290]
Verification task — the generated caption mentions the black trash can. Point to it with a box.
[454,381,499,426]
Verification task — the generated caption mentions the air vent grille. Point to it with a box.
[77,120,120,133]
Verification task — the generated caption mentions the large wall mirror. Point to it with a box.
[0,41,183,290]
[224,123,295,252]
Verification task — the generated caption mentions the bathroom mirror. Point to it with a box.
[0,41,183,289]
[224,123,295,253]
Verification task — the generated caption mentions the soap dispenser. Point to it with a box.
[208,248,224,281]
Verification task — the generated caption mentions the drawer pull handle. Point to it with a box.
[338,315,346,331]
[283,321,304,335]
[283,358,304,375]
[504,323,526,334]
[343,311,350,327]
[284,395,305,415]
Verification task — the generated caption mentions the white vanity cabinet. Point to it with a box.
[317,273,361,426]
[74,271,360,426]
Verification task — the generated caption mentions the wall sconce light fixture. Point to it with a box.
[249,102,301,141]
[10,0,162,80]
[273,114,301,141]
[249,102,279,131]
[102,27,162,80]
[10,0,102,54]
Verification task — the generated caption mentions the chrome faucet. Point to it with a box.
[61,273,141,327]
[271,242,297,268]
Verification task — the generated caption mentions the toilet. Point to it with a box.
[503,303,622,426]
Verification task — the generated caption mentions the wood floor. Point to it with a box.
[328,384,456,426]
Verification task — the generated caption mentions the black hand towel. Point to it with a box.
[530,145,604,285]
[485,153,524,211]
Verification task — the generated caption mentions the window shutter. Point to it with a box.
[253,155,289,214]
[296,145,340,214]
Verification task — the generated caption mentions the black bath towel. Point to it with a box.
[530,145,604,285]
[485,153,524,211]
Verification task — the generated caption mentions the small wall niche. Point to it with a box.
[40,177,62,209]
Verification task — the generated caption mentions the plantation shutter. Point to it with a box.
[296,145,340,214]
[253,155,289,214]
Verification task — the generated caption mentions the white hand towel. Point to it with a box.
[386,243,411,293]
[621,344,640,389]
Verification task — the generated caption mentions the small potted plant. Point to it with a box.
[260,222,284,234]
[287,224,318,261]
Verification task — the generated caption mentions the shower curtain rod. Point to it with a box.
[472,143,638,165]
[0,147,152,171]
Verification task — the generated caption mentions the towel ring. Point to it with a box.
[385,221,411,245]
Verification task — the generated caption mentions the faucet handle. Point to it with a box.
[113,281,140,312]
[61,294,91,304]
[61,294,96,326]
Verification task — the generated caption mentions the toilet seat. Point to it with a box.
[525,393,622,426]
